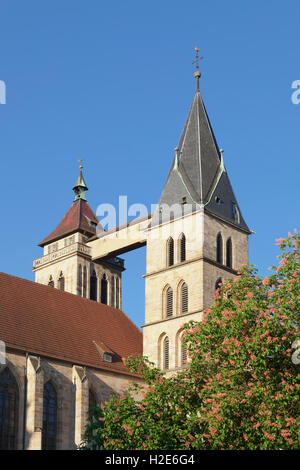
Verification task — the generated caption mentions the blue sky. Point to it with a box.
[0,0,299,329]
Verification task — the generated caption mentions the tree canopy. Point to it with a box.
[81,231,300,450]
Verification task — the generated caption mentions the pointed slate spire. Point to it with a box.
[73,163,88,201]
[155,71,250,232]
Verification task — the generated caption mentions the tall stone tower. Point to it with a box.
[33,165,125,308]
[143,71,251,371]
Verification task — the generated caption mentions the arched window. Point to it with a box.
[42,382,57,450]
[116,277,120,309]
[179,234,186,262]
[167,238,174,267]
[58,272,65,291]
[166,287,173,317]
[83,266,87,298]
[77,264,82,296]
[101,274,108,305]
[89,390,97,410]
[181,334,187,367]
[181,283,188,314]
[110,277,115,308]
[48,276,54,288]
[226,238,233,268]
[215,277,222,291]
[90,267,97,301]
[216,233,223,264]
[0,368,19,450]
[163,337,169,370]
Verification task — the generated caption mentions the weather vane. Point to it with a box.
[192,47,203,72]
[192,47,203,91]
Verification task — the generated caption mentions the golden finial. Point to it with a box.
[78,159,83,170]
[192,47,203,91]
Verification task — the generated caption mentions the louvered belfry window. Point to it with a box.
[226,238,233,268]
[181,334,187,367]
[166,287,173,317]
[163,337,169,370]
[181,283,188,314]
[216,233,223,264]
[0,368,19,450]
[180,234,186,262]
[167,238,174,266]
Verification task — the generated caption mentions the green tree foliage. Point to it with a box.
[81,231,300,450]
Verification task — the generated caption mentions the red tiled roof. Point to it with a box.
[0,273,142,377]
[39,199,99,247]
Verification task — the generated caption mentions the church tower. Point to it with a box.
[33,165,125,308]
[143,69,251,371]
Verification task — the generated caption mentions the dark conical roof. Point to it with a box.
[39,199,100,246]
[154,85,250,232]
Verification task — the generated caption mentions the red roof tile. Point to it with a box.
[39,199,99,247]
[0,273,142,377]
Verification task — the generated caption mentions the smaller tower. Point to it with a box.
[33,164,125,308]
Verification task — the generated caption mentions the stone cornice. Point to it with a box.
[142,309,203,328]
[143,256,237,279]
[32,242,91,271]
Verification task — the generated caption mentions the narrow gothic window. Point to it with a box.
[226,238,233,268]
[216,233,223,264]
[90,268,97,301]
[110,277,115,307]
[78,264,82,296]
[179,234,186,262]
[181,283,188,314]
[167,238,174,267]
[58,272,65,291]
[215,277,222,291]
[163,337,169,370]
[181,334,187,367]
[48,276,54,288]
[0,368,19,450]
[83,266,87,298]
[42,382,57,450]
[101,274,108,305]
[116,277,120,309]
[166,287,173,317]
[88,390,97,410]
